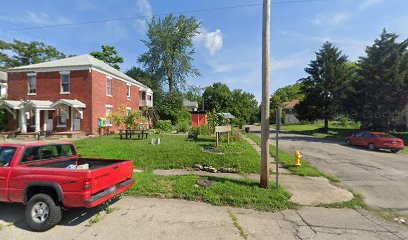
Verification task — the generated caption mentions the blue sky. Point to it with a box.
[1,0,407,102]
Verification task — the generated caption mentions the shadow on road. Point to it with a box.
[0,201,109,231]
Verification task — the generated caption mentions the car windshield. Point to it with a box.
[0,147,16,167]
[377,134,397,138]
[20,144,76,164]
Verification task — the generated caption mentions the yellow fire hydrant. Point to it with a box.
[294,150,302,167]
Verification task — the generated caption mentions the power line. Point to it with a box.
[0,0,330,33]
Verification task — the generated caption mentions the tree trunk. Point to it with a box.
[323,117,329,133]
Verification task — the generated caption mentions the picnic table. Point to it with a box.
[119,129,149,140]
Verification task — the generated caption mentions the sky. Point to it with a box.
[0,0,407,103]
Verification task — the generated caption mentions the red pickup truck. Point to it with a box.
[0,141,134,231]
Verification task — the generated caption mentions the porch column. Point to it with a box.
[20,108,27,133]
[43,110,48,131]
[70,107,74,131]
[35,109,40,132]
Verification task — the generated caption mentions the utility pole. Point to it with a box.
[260,0,271,188]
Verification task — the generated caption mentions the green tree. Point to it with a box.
[155,91,190,124]
[0,39,66,69]
[352,30,408,130]
[295,42,351,133]
[229,89,259,124]
[138,14,201,93]
[203,82,232,111]
[184,85,204,109]
[90,45,124,70]
[126,66,162,98]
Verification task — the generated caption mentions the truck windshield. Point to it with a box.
[0,147,16,167]
[20,144,76,164]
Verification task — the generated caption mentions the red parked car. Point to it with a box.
[346,132,405,153]
[0,142,134,231]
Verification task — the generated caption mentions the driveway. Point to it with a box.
[253,128,408,209]
[1,197,407,240]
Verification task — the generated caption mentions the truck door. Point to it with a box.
[0,147,17,201]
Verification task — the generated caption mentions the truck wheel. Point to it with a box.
[391,149,399,153]
[25,193,62,232]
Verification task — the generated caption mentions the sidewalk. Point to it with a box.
[1,197,406,240]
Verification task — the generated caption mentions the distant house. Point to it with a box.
[183,99,198,112]
[1,54,153,135]
[0,71,7,98]
[282,99,300,124]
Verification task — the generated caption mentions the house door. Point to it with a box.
[73,119,81,131]
[46,111,53,131]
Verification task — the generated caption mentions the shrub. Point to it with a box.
[156,120,172,132]
[233,118,246,129]
[175,120,191,133]
[198,124,210,135]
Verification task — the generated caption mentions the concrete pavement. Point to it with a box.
[1,197,407,240]
[250,126,408,209]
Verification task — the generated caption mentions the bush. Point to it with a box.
[198,124,210,135]
[175,120,191,133]
[233,118,246,129]
[156,120,172,132]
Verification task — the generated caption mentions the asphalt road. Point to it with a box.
[1,197,407,240]
[254,128,408,209]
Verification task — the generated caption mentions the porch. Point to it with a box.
[0,99,86,134]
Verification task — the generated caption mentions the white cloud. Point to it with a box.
[358,0,383,11]
[133,0,153,33]
[0,11,71,25]
[311,12,350,27]
[195,28,224,55]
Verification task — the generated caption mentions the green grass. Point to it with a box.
[271,122,359,141]
[126,172,297,211]
[74,134,260,173]
[246,133,338,182]
[317,192,366,209]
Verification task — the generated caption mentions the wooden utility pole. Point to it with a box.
[260,0,271,188]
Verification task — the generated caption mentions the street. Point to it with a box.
[254,129,408,209]
[1,197,407,240]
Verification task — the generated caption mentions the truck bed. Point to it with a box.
[25,158,127,170]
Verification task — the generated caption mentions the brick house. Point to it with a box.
[1,55,153,135]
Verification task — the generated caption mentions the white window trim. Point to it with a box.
[107,77,112,97]
[60,71,70,94]
[127,84,131,101]
[27,74,37,95]
[105,105,113,126]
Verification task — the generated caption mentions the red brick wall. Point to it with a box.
[7,69,143,135]
[90,70,140,134]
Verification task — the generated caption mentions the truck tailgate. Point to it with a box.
[88,159,133,195]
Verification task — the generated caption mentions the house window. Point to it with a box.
[58,111,67,127]
[28,75,36,94]
[127,85,131,100]
[106,107,112,125]
[60,72,70,93]
[107,78,112,96]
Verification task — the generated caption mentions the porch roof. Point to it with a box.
[23,100,55,110]
[0,100,22,109]
[50,99,86,108]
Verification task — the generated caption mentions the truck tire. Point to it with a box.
[25,193,62,232]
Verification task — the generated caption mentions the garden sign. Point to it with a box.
[215,126,232,147]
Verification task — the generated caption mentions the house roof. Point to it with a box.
[50,99,86,108]
[218,113,235,119]
[282,99,300,110]
[0,71,7,83]
[23,100,54,109]
[7,54,151,91]
[183,99,198,108]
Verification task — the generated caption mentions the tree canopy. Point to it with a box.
[138,14,201,93]
[295,42,352,132]
[351,30,408,130]
[270,82,304,110]
[91,45,124,70]
[0,39,66,70]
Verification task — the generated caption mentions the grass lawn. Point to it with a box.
[126,172,297,211]
[74,134,260,173]
[246,133,338,182]
[271,122,359,141]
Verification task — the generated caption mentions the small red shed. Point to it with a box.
[191,111,208,127]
